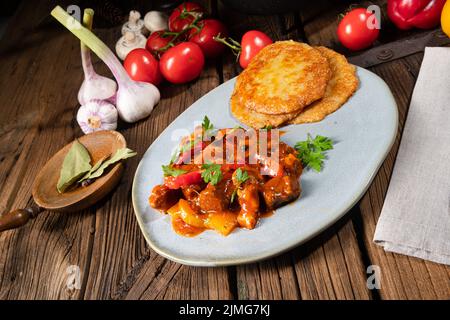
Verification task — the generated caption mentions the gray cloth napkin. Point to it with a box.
[373,47,450,265]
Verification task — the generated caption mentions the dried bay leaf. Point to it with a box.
[78,154,110,183]
[80,148,137,181]
[57,139,92,193]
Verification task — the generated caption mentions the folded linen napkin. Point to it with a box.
[373,47,450,265]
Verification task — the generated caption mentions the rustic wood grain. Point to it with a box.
[0,1,95,297]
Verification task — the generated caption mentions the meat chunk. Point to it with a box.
[262,175,301,209]
[197,183,229,212]
[281,153,302,177]
[149,185,181,211]
[181,184,203,201]
[237,183,260,229]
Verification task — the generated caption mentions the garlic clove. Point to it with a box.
[77,100,118,134]
[115,31,147,61]
[144,11,169,34]
[116,81,160,123]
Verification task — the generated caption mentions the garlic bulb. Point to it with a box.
[116,81,160,123]
[115,31,146,60]
[122,10,147,36]
[144,11,168,34]
[77,100,118,134]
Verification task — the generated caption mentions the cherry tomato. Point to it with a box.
[146,31,175,56]
[239,30,273,69]
[168,2,204,32]
[160,42,205,84]
[123,48,162,85]
[337,8,380,51]
[188,19,228,58]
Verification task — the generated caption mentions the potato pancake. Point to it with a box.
[289,47,358,124]
[230,92,300,128]
[234,41,331,115]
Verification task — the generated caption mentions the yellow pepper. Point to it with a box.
[442,0,450,37]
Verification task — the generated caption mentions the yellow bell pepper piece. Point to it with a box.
[442,0,450,37]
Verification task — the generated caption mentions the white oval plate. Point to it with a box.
[132,67,398,266]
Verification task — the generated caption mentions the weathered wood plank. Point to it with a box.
[293,219,372,300]
[0,0,94,299]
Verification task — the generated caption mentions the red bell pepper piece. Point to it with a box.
[164,171,203,189]
[387,0,446,30]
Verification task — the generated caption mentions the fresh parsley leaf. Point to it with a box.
[201,163,222,185]
[235,168,249,184]
[230,168,250,203]
[162,165,187,177]
[294,134,334,172]
[313,135,333,151]
[262,124,273,130]
[202,116,213,132]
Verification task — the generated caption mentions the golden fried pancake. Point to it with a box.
[289,47,358,124]
[230,93,300,128]
[234,41,331,115]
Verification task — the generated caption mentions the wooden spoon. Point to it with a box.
[0,130,127,232]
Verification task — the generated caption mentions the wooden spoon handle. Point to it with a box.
[0,206,43,232]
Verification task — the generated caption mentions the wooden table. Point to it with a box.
[0,0,449,300]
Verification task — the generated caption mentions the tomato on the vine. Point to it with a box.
[239,30,273,68]
[337,8,379,51]
[188,19,228,58]
[123,48,162,85]
[168,2,204,32]
[146,31,175,56]
[159,42,205,84]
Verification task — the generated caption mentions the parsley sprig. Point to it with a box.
[294,134,333,172]
[201,163,223,185]
[162,165,187,177]
[202,115,213,132]
[230,168,249,203]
